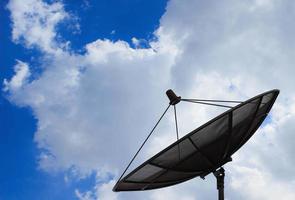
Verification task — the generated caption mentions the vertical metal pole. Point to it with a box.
[214,167,225,200]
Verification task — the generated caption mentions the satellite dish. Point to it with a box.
[113,89,279,200]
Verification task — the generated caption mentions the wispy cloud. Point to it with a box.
[3,60,31,92]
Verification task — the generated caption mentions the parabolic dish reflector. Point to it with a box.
[113,90,279,191]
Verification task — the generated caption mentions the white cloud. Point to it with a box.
[4,0,295,199]
[230,165,295,200]
[76,179,119,200]
[7,0,69,53]
[3,60,31,92]
[76,189,95,200]
[96,180,119,200]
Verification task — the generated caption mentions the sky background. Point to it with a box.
[1,0,295,200]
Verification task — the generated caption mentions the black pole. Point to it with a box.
[213,167,225,200]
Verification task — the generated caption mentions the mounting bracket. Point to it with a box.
[166,89,181,105]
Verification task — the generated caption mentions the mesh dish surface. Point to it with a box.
[113,90,279,192]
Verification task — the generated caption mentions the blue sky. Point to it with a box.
[0,1,167,199]
[1,0,295,200]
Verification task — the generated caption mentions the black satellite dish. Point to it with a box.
[113,89,279,200]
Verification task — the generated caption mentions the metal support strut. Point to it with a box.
[213,167,225,200]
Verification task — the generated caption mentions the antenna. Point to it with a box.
[113,89,280,200]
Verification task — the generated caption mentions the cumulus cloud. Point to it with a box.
[4,0,295,199]
[7,0,70,53]
[5,0,178,177]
